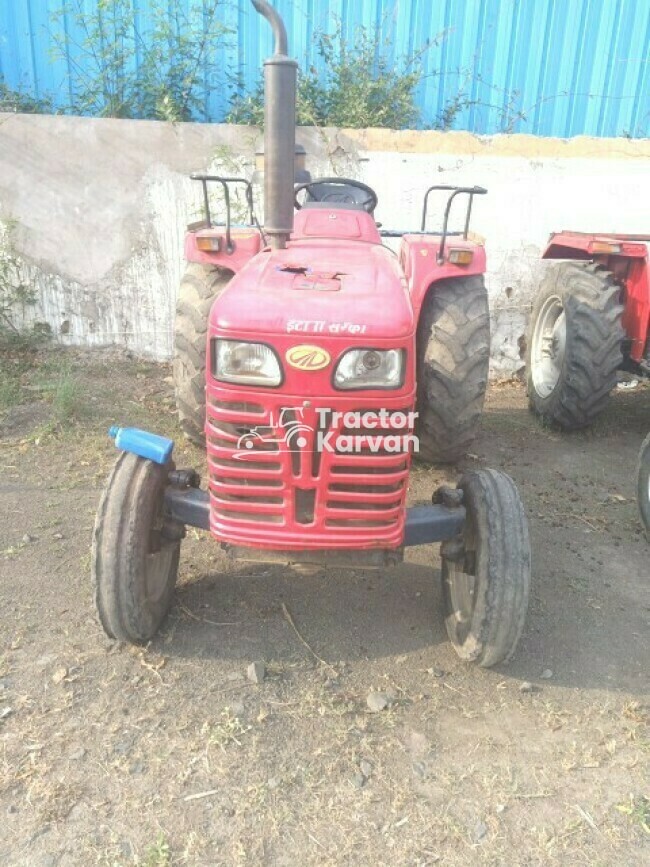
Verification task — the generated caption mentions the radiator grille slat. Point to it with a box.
[207,399,411,542]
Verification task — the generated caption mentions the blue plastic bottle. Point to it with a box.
[109,426,174,465]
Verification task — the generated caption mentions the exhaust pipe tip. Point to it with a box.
[251,0,288,56]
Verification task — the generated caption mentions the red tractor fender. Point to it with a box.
[184,227,263,273]
[399,235,487,318]
[542,230,649,261]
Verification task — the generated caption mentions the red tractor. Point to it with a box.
[526,231,650,428]
[92,0,531,668]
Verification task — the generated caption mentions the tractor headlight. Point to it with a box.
[334,349,404,390]
[213,340,282,387]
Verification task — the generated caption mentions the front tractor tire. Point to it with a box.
[441,469,531,667]
[526,262,624,429]
[173,264,232,445]
[416,276,490,464]
[92,452,182,643]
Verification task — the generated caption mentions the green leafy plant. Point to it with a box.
[228,23,531,134]
[141,833,171,867]
[0,3,644,136]
[228,21,434,129]
[0,375,21,410]
[50,0,233,121]
[52,364,85,425]
[203,708,252,752]
[0,77,53,114]
[616,795,650,836]
[6,3,530,132]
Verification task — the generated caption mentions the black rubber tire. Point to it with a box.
[92,452,181,643]
[636,432,650,539]
[440,469,531,667]
[173,263,232,445]
[526,262,624,429]
[415,276,490,464]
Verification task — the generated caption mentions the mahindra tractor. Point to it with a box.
[92,0,531,668]
[526,231,650,428]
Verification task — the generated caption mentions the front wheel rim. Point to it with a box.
[531,295,566,398]
[144,545,175,605]
[443,531,478,646]
[144,497,177,607]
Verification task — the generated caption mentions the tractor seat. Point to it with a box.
[301,179,377,214]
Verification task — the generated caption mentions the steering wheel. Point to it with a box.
[294,178,378,214]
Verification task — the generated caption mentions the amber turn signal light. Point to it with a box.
[448,249,473,265]
[196,234,222,252]
[592,241,621,254]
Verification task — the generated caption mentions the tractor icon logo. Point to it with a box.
[285,344,331,371]
[233,407,312,459]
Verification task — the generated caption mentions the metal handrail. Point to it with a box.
[190,174,258,253]
[421,185,488,263]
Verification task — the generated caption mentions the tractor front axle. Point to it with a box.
[164,477,466,556]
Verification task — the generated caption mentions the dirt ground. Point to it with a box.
[0,348,648,867]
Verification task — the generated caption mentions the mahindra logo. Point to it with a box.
[285,344,331,371]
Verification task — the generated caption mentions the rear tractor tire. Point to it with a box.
[440,469,531,667]
[173,264,232,445]
[637,432,650,539]
[526,262,624,429]
[92,452,183,643]
[416,276,490,464]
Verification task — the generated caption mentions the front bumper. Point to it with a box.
[164,485,466,552]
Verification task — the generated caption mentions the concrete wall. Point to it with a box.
[1,114,649,374]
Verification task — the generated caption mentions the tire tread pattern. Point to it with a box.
[416,276,490,464]
[526,262,624,429]
[92,452,180,642]
[173,263,232,444]
[443,469,531,667]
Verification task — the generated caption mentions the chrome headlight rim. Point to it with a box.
[332,347,406,391]
[211,338,284,388]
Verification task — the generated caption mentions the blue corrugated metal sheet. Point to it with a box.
[0,0,648,137]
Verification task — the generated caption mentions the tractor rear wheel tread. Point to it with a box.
[526,262,624,429]
[92,452,181,643]
[173,263,232,445]
[441,469,531,667]
[177,299,211,334]
[416,276,490,464]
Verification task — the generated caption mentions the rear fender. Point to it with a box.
[184,228,263,274]
[400,235,486,319]
[543,231,648,261]
[619,257,650,362]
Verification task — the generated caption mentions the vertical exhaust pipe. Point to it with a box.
[251,1,297,250]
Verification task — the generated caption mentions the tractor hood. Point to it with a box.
[211,238,414,341]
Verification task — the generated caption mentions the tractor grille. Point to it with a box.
[206,395,412,548]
